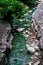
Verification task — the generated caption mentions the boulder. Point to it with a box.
[26,44,35,54]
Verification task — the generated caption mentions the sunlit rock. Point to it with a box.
[34,52,39,56]
[24,34,29,38]
[26,62,33,65]
[16,28,24,32]
[26,44,35,54]
[31,43,39,51]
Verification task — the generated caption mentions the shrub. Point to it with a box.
[0,0,25,19]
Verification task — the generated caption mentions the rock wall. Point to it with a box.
[31,1,43,65]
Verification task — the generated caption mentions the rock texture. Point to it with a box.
[0,23,13,64]
[31,1,43,65]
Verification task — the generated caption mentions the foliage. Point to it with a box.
[27,0,38,3]
[0,0,25,19]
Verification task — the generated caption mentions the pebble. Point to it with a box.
[16,28,24,32]
[34,52,39,56]
[24,24,30,28]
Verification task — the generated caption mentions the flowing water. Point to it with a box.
[7,7,36,65]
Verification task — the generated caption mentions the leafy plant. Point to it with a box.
[0,0,25,19]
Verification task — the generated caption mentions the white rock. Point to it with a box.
[16,28,24,32]
[24,34,29,38]
[34,52,39,56]
[26,62,33,65]
[26,44,35,54]
[31,43,39,51]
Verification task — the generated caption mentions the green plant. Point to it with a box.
[18,0,38,3]
[0,0,25,19]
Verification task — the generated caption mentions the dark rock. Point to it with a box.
[39,39,43,50]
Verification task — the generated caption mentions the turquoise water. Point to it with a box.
[8,32,31,65]
[7,7,36,65]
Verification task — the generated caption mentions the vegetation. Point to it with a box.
[0,0,26,28]
[18,0,38,3]
[0,0,25,20]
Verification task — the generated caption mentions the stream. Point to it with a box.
[7,7,36,65]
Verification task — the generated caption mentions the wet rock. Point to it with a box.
[36,33,41,40]
[39,39,43,50]
[16,28,24,32]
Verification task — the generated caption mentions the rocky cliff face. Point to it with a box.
[31,2,43,65]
